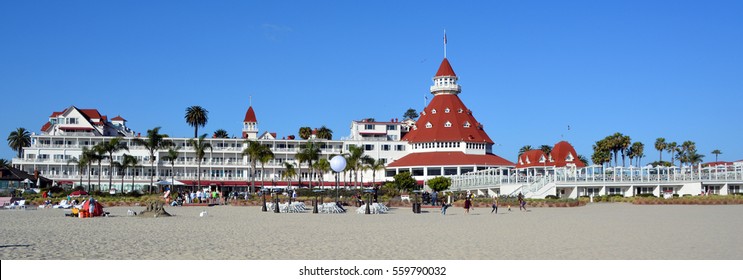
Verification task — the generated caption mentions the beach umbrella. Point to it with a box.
[70,190,89,197]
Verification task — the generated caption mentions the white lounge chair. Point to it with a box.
[53,200,72,209]
[4,200,26,210]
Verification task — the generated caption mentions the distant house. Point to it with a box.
[0,165,53,194]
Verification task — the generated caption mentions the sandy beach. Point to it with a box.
[1,203,741,260]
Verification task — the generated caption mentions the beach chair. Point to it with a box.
[53,200,72,209]
[4,200,26,210]
[400,195,411,203]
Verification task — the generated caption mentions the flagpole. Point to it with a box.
[444,29,447,58]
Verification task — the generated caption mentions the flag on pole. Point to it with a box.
[444,32,447,44]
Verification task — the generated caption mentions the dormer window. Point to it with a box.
[425,122,432,128]
[431,109,437,114]
[539,155,546,163]
[458,108,463,113]
[566,153,574,162]
[444,121,451,127]
[444,108,450,113]
[463,121,470,128]
[421,111,426,116]
[526,157,531,164]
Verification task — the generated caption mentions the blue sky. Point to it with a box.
[1,0,742,164]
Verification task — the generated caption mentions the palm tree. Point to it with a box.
[7,127,31,158]
[316,126,333,140]
[99,137,129,192]
[164,147,181,186]
[81,146,98,192]
[90,144,106,192]
[295,141,320,187]
[189,134,213,191]
[368,158,386,188]
[618,135,631,167]
[282,162,297,189]
[654,138,666,163]
[0,158,9,167]
[67,155,89,190]
[631,142,645,167]
[258,145,275,189]
[242,140,263,192]
[185,106,209,138]
[298,127,312,140]
[518,145,533,156]
[132,127,173,193]
[577,155,589,167]
[540,145,552,158]
[688,151,705,172]
[313,158,330,188]
[122,154,139,193]
[666,142,678,166]
[346,144,365,187]
[711,149,722,162]
[359,155,373,187]
[214,129,229,138]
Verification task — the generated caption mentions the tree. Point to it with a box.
[132,127,173,193]
[367,158,386,188]
[630,142,645,167]
[164,147,181,187]
[711,149,722,162]
[189,134,213,191]
[258,144,275,189]
[403,108,419,120]
[591,140,611,168]
[687,151,705,172]
[316,126,333,140]
[185,106,209,138]
[298,127,312,140]
[618,135,631,167]
[282,162,297,188]
[518,145,533,156]
[655,138,667,162]
[242,140,263,192]
[392,172,417,193]
[295,141,320,187]
[540,145,552,159]
[67,154,90,191]
[99,137,129,192]
[0,158,8,167]
[577,155,589,167]
[213,129,229,138]
[91,143,106,192]
[122,154,140,193]
[7,127,31,158]
[313,158,330,188]
[345,144,365,187]
[666,142,678,166]
[427,176,451,192]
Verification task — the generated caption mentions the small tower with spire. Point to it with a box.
[242,105,258,139]
[429,58,462,95]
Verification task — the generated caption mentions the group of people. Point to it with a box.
[169,189,226,206]
[440,192,528,215]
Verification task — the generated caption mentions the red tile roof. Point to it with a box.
[79,109,102,120]
[111,115,126,121]
[49,111,64,118]
[387,152,513,167]
[244,106,257,122]
[551,141,585,168]
[516,141,585,168]
[40,122,51,132]
[402,94,493,144]
[435,58,456,77]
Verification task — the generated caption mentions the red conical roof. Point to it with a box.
[243,106,257,123]
[435,58,456,77]
[402,94,493,144]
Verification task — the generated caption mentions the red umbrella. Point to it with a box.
[70,190,89,197]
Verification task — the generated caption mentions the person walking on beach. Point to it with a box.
[491,195,498,214]
[518,192,526,211]
[464,197,471,214]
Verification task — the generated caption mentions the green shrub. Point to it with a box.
[636,193,656,198]
[545,195,559,200]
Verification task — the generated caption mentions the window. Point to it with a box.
[425,122,432,128]
[444,121,451,127]
[566,153,574,162]
[386,125,396,130]
[364,144,374,151]
[431,109,437,114]
[412,168,424,176]
[66,118,78,124]
[444,108,450,113]
[463,121,470,128]
[608,188,623,195]
[444,168,458,176]
[365,124,374,130]
[427,167,441,176]
[395,145,405,151]
[460,167,474,174]
[381,144,390,151]
[458,108,463,113]
[386,170,396,177]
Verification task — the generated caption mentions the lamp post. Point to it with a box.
[313,188,323,214]
[330,156,347,203]
[261,188,268,212]
[273,187,280,213]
